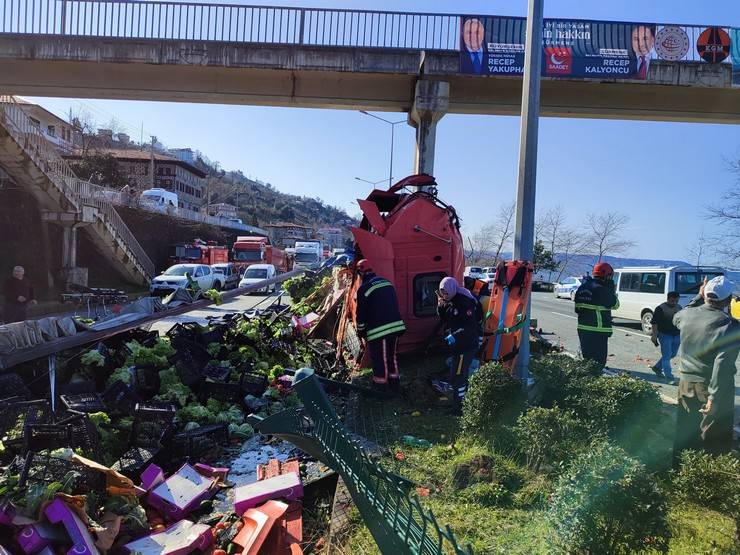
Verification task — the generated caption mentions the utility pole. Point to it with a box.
[512,0,544,381]
[149,136,155,189]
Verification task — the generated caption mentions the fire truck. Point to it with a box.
[170,239,229,266]
[232,236,289,273]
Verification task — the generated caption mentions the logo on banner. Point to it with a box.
[655,26,690,60]
[544,47,573,75]
[696,27,731,63]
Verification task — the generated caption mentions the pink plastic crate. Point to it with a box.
[234,473,303,516]
[124,520,213,555]
[146,464,218,521]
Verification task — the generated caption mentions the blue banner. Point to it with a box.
[460,16,732,81]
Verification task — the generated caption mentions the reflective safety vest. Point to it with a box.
[574,277,619,334]
[356,274,406,341]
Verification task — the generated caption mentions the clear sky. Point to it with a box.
[28,0,740,262]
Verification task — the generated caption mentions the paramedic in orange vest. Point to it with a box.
[355,260,406,394]
[574,262,619,367]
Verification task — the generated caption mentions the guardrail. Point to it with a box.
[0,0,461,50]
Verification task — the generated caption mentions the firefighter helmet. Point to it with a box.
[592,262,614,278]
[356,259,372,274]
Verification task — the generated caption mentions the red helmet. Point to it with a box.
[356,259,372,274]
[592,262,614,278]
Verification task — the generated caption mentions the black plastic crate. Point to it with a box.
[60,393,106,414]
[171,423,229,461]
[0,400,51,452]
[198,380,240,404]
[203,362,231,382]
[112,446,159,478]
[0,373,31,402]
[25,410,101,460]
[130,402,176,449]
[240,369,269,397]
[16,451,106,493]
[101,380,140,414]
[172,350,205,387]
[57,381,97,396]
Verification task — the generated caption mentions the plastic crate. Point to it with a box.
[16,451,106,493]
[171,424,229,461]
[0,400,51,453]
[203,362,231,382]
[101,380,140,414]
[0,373,31,402]
[130,402,176,449]
[60,393,106,414]
[240,369,269,397]
[25,410,101,460]
[172,350,205,387]
[198,380,240,404]
[111,446,159,478]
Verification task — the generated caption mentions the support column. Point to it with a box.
[408,80,449,187]
[42,211,89,289]
[61,226,77,269]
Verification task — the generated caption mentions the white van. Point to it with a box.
[140,188,178,212]
[612,266,725,333]
[238,263,277,293]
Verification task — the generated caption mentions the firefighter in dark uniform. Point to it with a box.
[437,276,483,415]
[355,259,406,393]
[574,262,619,367]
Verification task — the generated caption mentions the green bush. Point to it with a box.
[461,362,524,440]
[529,354,602,407]
[564,374,662,450]
[458,482,510,507]
[514,406,593,473]
[672,450,740,520]
[546,441,670,555]
[512,474,554,509]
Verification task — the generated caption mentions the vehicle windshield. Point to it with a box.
[470,267,483,273]
[295,252,318,263]
[163,265,195,276]
[675,271,723,295]
[174,246,201,260]
[212,267,227,274]
[234,250,262,262]
[244,268,268,279]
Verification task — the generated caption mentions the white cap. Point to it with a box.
[704,276,736,301]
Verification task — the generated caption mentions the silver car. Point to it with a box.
[553,277,583,300]
[211,263,240,290]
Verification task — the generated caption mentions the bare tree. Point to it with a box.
[707,159,740,263]
[686,232,721,268]
[464,201,516,266]
[536,206,586,281]
[583,211,636,261]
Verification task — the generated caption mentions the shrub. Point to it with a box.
[458,482,510,507]
[512,474,554,509]
[546,441,670,554]
[529,354,602,407]
[514,406,594,473]
[461,362,524,440]
[564,374,662,451]
[672,450,740,521]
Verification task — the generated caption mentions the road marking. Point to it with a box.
[551,311,577,319]
[618,328,651,339]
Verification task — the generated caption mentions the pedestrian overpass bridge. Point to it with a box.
[0,0,738,124]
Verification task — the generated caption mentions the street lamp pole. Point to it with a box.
[359,111,405,188]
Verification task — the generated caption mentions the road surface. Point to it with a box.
[531,291,739,426]
[150,291,286,334]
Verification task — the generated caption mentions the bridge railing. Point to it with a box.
[0,0,461,50]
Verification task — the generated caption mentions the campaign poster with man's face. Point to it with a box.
[459,16,525,76]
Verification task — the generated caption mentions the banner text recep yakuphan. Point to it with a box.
[459,16,738,85]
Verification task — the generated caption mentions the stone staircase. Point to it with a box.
[0,95,154,286]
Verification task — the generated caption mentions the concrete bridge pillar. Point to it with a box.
[408,80,449,188]
[42,211,89,289]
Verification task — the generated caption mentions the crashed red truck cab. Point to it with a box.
[337,174,464,355]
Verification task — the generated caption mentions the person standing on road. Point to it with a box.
[437,277,483,416]
[673,275,739,457]
[2,266,37,324]
[574,262,619,368]
[650,291,682,385]
[355,259,406,394]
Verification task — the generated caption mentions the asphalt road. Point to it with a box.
[531,292,739,426]
[149,290,285,334]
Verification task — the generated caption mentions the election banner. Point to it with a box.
[460,16,733,81]
[732,29,740,86]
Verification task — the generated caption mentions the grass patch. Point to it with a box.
[665,503,737,554]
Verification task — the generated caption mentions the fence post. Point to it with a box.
[298,8,305,44]
[60,0,67,35]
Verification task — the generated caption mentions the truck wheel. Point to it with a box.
[641,311,653,334]
[570,290,576,301]
[212,281,222,291]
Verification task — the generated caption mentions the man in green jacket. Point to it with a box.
[673,275,739,457]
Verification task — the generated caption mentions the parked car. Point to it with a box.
[140,188,178,213]
[553,277,583,300]
[211,262,240,290]
[611,265,725,333]
[238,264,277,293]
[482,270,497,284]
[150,263,216,297]
[464,266,485,280]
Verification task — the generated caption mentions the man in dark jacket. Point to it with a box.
[355,259,406,393]
[437,276,482,415]
[650,291,682,384]
[3,266,36,323]
[574,262,619,367]
[673,276,739,457]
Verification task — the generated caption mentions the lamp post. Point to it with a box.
[354,176,392,186]
[359,111,405,187]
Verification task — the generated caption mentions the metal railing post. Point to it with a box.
[60,0,67,35]
[298,8,304,44]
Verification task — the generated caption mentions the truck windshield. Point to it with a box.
[234,250,262,261]
[174,246,201,260]
[164,265,196,276]
[675,272,723,295]
[295,252,318,263]
[245,269,268,279]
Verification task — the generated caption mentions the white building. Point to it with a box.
[17,99,75,154]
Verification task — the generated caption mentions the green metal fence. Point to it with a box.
[248,369,474,555]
